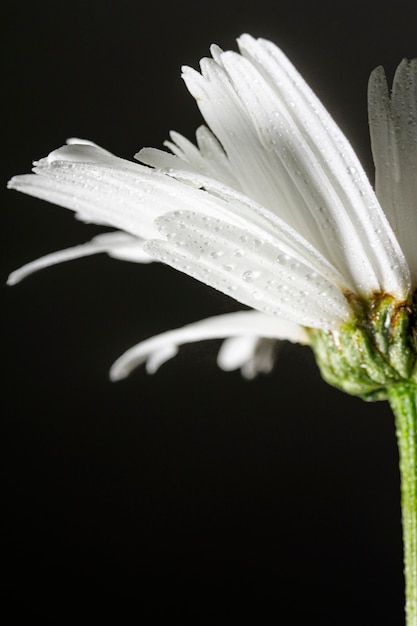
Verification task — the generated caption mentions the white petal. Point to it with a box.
[8,142,163,238]
[217,335,278,379]
[134,146,198,173]
[217,335,261,370]
[137,126,240,189]
[110,310,309,380]
[368,59,417,286]
[7,232,153,285]
[7,141,251,241]
[182,60,300,224]
[160,168,351,289]
[195,125,238,185]
[166,130,203,164]
[66,137,115,152]
[145,345,179,374]
[145,211,352,330]
[237,35,411,296]
[183,37,410,297]
[10,140,349,305]
[102,233,154,263]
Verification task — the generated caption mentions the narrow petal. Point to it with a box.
[7,141,256,241]
[237,35,411,296]
[137,126,240,188]
[195,125,239,185]
[182,36,410,297]
[368,59,417,286]
[145,211,352,330]
[8,142,165,238]
[182,61,303,229]
[9,140,353,304]
[134,146,198,173]
[7,232,153,285]
[217,335,278,379]
[110,310,308,380]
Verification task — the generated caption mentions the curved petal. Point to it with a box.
[146,210,352,330]
[8,141,249,241]
[158,168,351,289]
[110,310,309,380]
[7,232,153,286]
[182,35,410,298]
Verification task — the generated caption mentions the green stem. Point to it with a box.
[387,383,417,626]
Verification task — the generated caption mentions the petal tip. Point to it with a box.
[109,363,128,382]
[7,176,19,190]
[6,271,20,286]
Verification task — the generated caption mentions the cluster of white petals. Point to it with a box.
[8,35,417,379]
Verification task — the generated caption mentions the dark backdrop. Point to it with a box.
[2,1,417,623]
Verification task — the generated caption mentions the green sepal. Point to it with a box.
[308,292,417,401]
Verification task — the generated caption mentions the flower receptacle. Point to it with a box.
[308,291,417,401]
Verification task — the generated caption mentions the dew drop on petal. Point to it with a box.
[276,253,291,264]
[242,270,261,282]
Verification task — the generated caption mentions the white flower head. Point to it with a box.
[7,35,417,393]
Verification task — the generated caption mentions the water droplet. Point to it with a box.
[276,253,291,264]
[210,250,223,259]
[242,270,260,282]
[251,291,263,300]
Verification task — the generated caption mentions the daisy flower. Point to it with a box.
[7,34,417,623]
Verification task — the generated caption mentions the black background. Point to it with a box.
[2,1,417,623]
